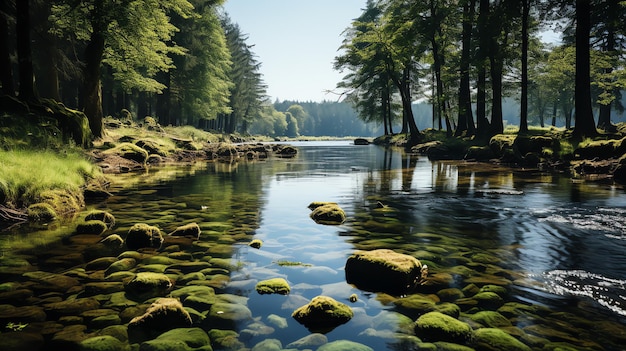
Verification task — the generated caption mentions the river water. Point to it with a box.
[1,140,626,350]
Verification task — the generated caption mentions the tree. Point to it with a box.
[0,0,15,96]
[16,0,36,101]
[455,0,476,137]
[572,0,597,138]
[519,0,530,134]
[50,0,194,138]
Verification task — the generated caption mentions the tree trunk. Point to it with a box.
[476,0,490,138]
[156,71,171,126]
[83,28,105,138]
[519,0,529,134]
[572,0,597,138]
[490,56,504,134]
[596,27,615,130]
[0,0,15,96]
[16,0,36,102]
[455,0,475,137]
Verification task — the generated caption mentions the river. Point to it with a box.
[1,140,626,350]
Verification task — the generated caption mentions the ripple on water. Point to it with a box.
[537,206,626,239]
[542,269,626,316]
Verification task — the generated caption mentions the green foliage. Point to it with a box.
[0,149,100,208]
[50,0,194,94]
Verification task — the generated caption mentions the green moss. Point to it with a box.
[472,328,531,351]
[75,220,108,235]
[79,335,127,351]
[275,260,312,267]
[309,203,346,225]
[27,203,56,222]
[248,239,263,249]
[292,296,353,333]
[103,142,149,163]
[255,278,290,295]
[414,311,473,344]
[84,210,115,229]
[468,311,512,328]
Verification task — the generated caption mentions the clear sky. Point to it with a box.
[222,0,366,102]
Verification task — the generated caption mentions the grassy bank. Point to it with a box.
[0,149,101,210]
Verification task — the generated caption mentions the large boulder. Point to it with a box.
[291,295,353,333]
[345,249,424,295]
[125,223,163,250]
[168,222,201,239]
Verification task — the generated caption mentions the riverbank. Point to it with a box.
[373,125,626,184]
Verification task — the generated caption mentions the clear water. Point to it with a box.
[2,140,626,350]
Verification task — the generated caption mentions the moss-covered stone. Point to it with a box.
[76,220,108,235]
[468,311,512,328]
[169,222,201,239]
[255,278,290,295]
[125,223,163,251]
[472,327,531,351]
[27,203,57,222]
[345,249,423,295]
[124,272,172,301]
[414,311,473,344]
[248,239,263,249]
[317,340,373,351]
[78,335,127,351]
[84,210,116,229]
[128,298,192,340]
[204,302,252,330]
[292,295,353,333]
[207,329,244,350]
[104,142,149,163]
[140,327,210,351]
[393,294,437,318]
[309,203,346,225]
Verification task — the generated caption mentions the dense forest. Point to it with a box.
[0,0,625,142]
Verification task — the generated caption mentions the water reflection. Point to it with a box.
[2,141,626,350]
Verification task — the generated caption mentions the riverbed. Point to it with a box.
[1,141,625,350]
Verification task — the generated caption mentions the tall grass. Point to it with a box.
[0,149,100,207]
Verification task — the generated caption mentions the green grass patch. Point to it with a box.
[0,149,101,208]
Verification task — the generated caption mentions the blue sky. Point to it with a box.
[222,0,366,102]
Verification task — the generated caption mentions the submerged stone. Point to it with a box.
[317,340,374,351]
[169,222,201,239]
[345,249,423,295]
[472,327,531,351]
[79,335,127,351]
[125,223,163,251]
[291,295,353,333]
[128,298,192,339]
[124,272,172,301]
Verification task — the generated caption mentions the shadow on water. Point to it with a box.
[2,141,626,350]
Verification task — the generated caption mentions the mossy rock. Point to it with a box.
[248,239,263,249]
[317,340,374,351]
[128,298,192,341]
[309,203,346,225]
[472,291,504,309]
[432,342,475,351]
[39,188,83,217]
[472,327,531,351]
[124,272,172,301]
[125,223,163,251]
[307,201,338,210]
[76,220,108,235]
[393,294,437,318]
[79,335,127,351]
[465,146,496,161]
[292,295,353,333]
[84,210,116,229]
[468,311,511,328]
[169,222,201,239]
[414,311,473,344]
[135,139,170,157]
[142,327,210,350]
[255,278,290,295]
[27,203,56,222]
[204,302,252,330]
[208,329,244,350]
[489,134,516,157]
[345,249,423,295]
[104,142,149,163]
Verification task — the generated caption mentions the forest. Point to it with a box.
[0,0,625,142]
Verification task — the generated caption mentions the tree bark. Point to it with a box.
[519,0,529,134]
[83,28,105,138]
[596,27,615,130]
[16,0,36,102]
[0,0,15,96]
[572,0,597,138]
[475,0,490,138]
[455,0,475,137]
